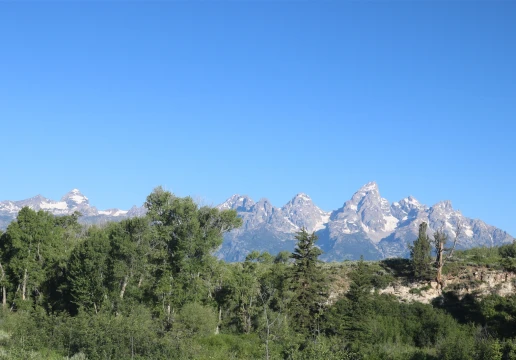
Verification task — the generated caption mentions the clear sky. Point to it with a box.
[1,2,515,235]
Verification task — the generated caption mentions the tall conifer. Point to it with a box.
[410,222,433,280]
[289,228,328,336]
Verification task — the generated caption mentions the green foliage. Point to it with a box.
[289,228,328,336]
[290,336,358,360]
[499,241,516,272]
[409,222,433,280]
[173,303,218,338]
[274,250,291,264]
[67,226,111,314]
[144,187,242,317]
[2,208,67,308]
[1,187,516,359]
[475,337,503,360]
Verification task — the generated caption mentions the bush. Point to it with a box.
[174,303,218,338]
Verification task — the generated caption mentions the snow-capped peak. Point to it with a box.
[358,181,379,193]
[391,195,426,222]
[398,196,424,210]
[217,194,255,211]
[61,189,89,206]
[434,200,453,210]
[279,193,330,233]
[291,193,313,203]
[0,190,139,229]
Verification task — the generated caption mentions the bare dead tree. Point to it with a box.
[259,289,282,360]
[434,221,463,290]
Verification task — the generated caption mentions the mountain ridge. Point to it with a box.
[1,183,513,262]
[216,182,514,261]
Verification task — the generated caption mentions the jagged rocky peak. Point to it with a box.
[348,182,388,214]
[127,205,147,217]
[289,192,313,204]
[391,195,425,221]
[282,193,330,233]
[351,181,379,202]
[359,181,379,192]
[282,193,317,212]
[329,181,399,243]
[254,198,274,217]
[400,196,422,208]
[61,189,89,207]
[218,194,255,211]
[428,200,462,229]
[433,200,454,211]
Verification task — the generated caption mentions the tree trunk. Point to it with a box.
[264,305,270,360]
[215,307,221,335]
[120,275,129,299]
[0,262,5,307]
[436,241,444,290]
[22,269,27,301]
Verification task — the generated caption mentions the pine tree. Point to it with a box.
[410,222,433,280]
[289,228,328,336]
[345,255,373,342]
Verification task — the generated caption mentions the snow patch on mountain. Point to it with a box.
[40,201,68,210]
[0,189,143,229]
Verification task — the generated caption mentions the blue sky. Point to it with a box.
[1,2,515,235]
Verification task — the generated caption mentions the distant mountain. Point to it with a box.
[216,182,514,261]
[0,189,144,229]
[1,184,513,262]
[217,193,330,261]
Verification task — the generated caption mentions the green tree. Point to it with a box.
[144,187,242,323]
[2,207,64,308]
[0,230,8,307]
[499,241,516,272]
[345,256,374,343]
[107,217,151,302]
[274,250,291,264]
[289,228,328,336]
[67,226,111,314]
[409,222,433,280]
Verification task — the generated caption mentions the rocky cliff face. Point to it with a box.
[379,268,516,304]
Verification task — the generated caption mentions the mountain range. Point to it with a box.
[215,182,514,261]
[0,189,145,230]
[1,183,513,261]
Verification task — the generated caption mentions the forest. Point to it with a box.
[0,187,515,359]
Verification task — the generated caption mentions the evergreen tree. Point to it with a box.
[289,228,328,336]
[409,222,433,280]
[344,256,374,343]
